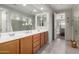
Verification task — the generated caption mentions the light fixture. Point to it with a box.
[41,7,44,10]
[25,22,28,25]
[16,17,20,20]
[22,4,27,6]
[33,9,37,12]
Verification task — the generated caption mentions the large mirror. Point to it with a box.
[0,11,2,32]
[0,7,35,33]
[0,8,7,33]
[42,14,47,27]
[37,15,41,27]
[10,13,33,31]
[36,13,47,29]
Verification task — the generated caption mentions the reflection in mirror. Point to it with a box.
[42,14,47,27]
[36,13,47,29]
[11,13,33,31]
[37,15,41,26]
[0,11,2,32]
[0,7,35,33]
[11,14,23,31]
[0,8,7,33]
[0,8,3,33]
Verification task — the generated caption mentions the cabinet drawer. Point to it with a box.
[33,40,40,48]
[33,34,40,42]
[33,45,40,53]
[33,34,40,38]
[33,37,40,43]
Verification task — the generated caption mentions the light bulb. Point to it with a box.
[41,7,44,10]
[16,17,20,20]
[25,22,28,25]
[22,23,25,26]
[33,9,37,12]
[22,4,27,6]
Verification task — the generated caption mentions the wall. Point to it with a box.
[54,13,59,39]
[65,9,73,40]
[48,10,54,43]
[72,5,79,40]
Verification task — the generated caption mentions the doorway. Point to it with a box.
[54,12,66,40]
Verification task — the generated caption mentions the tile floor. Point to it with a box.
[66,40,79,54]
[37,38,79,54]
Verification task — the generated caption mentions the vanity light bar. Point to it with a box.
[41,7,44,10]
[33,9,37,12]
[22,4,27,6]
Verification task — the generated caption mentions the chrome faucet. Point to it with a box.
[9,33,15,36]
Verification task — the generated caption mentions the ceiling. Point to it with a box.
[0,4,74,16]
[50,4,73,11]
[0,4,51,16]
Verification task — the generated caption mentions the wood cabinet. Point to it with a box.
[0,40,19,54]
[0,31,48,54]
[33,45,40,53]
[32,34,41,53]
[20,36,32,54]
[40,32,45,47]
[44,32,48,44]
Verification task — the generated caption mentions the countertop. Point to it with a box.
[0,29,48,43]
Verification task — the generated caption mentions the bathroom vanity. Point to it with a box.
[0,31,48,54]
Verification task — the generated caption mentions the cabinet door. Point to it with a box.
[40,32,45,47]
[20,36,32,54]
[44,32,48,43]
[33,34,40,43]
[33,40,40,48]
[0,40,19,54]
